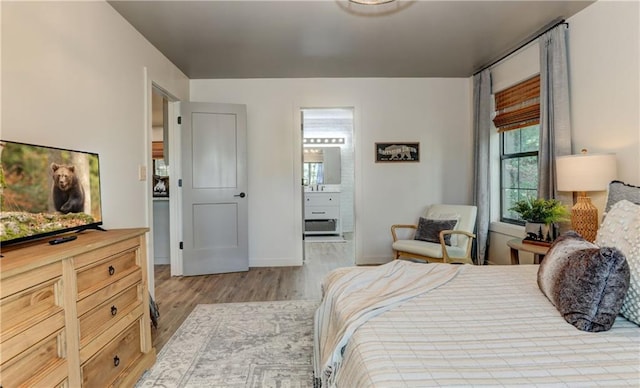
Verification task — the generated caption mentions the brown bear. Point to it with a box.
[51,163,85,214]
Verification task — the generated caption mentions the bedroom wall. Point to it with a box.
[190,78,473,266]
[2,2,189,289]
[567,0,639,186]
[487,0,640,265]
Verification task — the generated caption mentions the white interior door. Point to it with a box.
[180,102,248,275]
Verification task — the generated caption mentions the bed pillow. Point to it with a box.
[605,180,640,213]
[414,218,457,246]
[596,199,640,326]
[538,231,630,332]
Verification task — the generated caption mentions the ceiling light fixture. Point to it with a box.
[349,0,396,5]
[338,0,413,16]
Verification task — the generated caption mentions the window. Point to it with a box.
[303,162,323,186]
[494,75,540,224]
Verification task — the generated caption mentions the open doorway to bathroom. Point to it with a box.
[301,108,355,267]
[151,88,170,268]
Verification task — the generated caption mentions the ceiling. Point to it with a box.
[108,0,594,79]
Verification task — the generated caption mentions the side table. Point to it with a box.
[507,238,550,265]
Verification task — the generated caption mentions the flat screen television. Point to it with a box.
[1,140,103,246]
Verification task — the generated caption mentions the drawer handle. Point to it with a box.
[111,305,118,316]
[114,355,120,367]
[311,211,326,214]
[108,265,115,276]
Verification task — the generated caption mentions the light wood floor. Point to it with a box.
[151,240,354,352]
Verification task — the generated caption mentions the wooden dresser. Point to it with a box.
[0,228,156,387]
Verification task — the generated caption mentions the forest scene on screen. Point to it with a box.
[0,141,102,242]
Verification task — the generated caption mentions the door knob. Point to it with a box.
[234,192,246,198]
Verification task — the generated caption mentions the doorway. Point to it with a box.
[151,88,171,267]
[301,108,355,266]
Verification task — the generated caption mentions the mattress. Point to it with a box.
[330,265,640,387]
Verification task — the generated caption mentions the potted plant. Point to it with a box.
[509,197,570,244]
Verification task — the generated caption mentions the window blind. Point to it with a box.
[493,75,540,132]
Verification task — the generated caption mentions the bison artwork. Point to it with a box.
[376,143,419,162]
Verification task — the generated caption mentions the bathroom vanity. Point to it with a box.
[304,191,341,236]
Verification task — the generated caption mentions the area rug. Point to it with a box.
[136,300,319,388]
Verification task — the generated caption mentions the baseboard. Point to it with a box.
[250,257,303,267]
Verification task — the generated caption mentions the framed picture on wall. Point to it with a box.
[375,142,420,162]
[153,176,169,197]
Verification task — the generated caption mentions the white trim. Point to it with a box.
[168,101,183,276]
[292,106,305,265]
[489,221,525,238]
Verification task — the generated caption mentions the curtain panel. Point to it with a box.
[538,24,572,203]
[472,69,492,265]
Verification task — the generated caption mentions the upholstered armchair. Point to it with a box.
[391,204,477,264]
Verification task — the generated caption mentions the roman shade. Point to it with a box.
[493,74,540,132]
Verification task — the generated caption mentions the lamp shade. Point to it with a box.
[556,153,617,192]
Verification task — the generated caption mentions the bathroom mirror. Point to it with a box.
[303,147,341,185]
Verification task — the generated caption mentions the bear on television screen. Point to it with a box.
[51,163,85,214]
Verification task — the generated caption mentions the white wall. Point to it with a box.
[2,1,189,227]
[568,0,640,186]
[2,2,189,290]
[190,78,472,266]
[488,0,640,265]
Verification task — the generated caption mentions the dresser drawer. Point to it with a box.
[79,284,141,347]
[81,320,143,387]
[1,328,67,387]
[76,249,139,299]
[1,277,62,341]
[77,267,142,317]
[305,193,340,206]
[305,206,340,220]
[0,262,62,300]
[73,237,140,270]
[1,309,65,365]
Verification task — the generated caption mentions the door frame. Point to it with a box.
[144,70,185,295]
[167,100,182,276]
[293,104,361,264]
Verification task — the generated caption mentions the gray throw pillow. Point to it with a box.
[538,231,630,332]
[414,218,457,246]
[605,180,640,213]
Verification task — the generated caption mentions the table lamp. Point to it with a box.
[556,150,617,242]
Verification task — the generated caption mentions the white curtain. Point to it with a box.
[472,69,492,265]
[538,24,572,202]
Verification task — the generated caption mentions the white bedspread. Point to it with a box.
[314,261,463,387]
[316,264,640,387]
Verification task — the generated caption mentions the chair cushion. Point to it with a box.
[596,199,640,326]
[414,218,457,246]
[392,239,467,259]
[538,231,630,332]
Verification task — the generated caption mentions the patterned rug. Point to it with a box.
[136,300,319,388]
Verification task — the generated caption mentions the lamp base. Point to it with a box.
[571,195,598,242]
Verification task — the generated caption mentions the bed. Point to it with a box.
[314,198,640,387]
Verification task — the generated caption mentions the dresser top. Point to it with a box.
[1,228,148,279]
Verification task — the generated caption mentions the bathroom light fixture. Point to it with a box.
[303,138,345,145]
